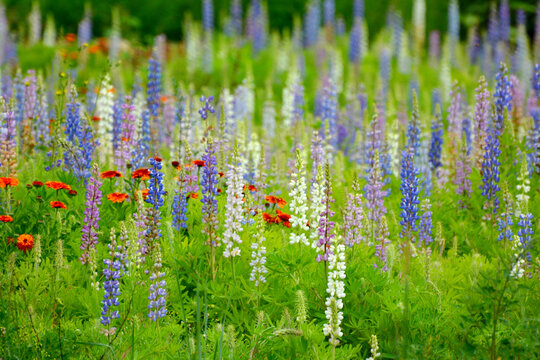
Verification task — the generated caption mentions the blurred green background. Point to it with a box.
[2,0,538,44]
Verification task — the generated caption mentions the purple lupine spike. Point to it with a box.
[304,0,320,47]
[418,200,433,248]
[473,76,490,166]
[101,230,125,328]
[323,0,335,28]
[455,137,472,208]
[353,0,364,20]
[317,163,335,263]
[447,83,462,141]
[230,0,242,36]
[343,181,364,247]
[349,19,361,64]
[499,0,510,44]
[399,147,420,242]
[114,97,137,172]
[80,164,103,264]
[494,63,512,135]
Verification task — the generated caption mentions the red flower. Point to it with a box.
[107,193,129,203]
[92,116,101,122]
[0,215,13,222]
[192,160,205,167]
[153,156,163,162]
[32,181,44,187]
[65,33,77,43]
[276,197,287,208]
[217,188,222,193]
[45,181,71,191]
[171,161,180,168]
[68,190,77,196]
[191,193,199,199]
[100,170,123,179]
[218,172,225,178]
[248,185,257,192]
[16,234,34,253]
[132,168,150,180]
[276,209,291,222]
[0,177,19,188]
[50,201,67,209]
[135,189,149,201]
[262,212,275,224]
[265,195,276,204]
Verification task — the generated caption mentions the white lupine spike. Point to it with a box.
[222,148,244,258]
[96,74,115,158]
[289,149,310,246]
[323,238,346,346]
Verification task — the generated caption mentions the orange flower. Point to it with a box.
[101,170,123,179]
[132,168,150,180]
[248,185,257,192]
[16,234,34,253]
[107,193,129,203]
[0,177,19,188]
[192,160,205,167]
[265,195,276,204]
[65,33,77,43]
[160,95,169,103]
[92,116,101,122]
[262,212,275,224]
[89,44,101,54]
[50,201,67,209]
[218,172,225,178]
[134,189,149,201]
[276,209,291,222]
[191,193,199,199]
[0,215,13,222]
[45,181,71,191]
[276,197,287,208]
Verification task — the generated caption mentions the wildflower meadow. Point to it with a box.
[0,0,539,359]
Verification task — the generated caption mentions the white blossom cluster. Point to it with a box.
[223,161,244,258]
[516,158,530,217]
[289,150,310,246]
[323,240,346,346]
[96,74,115,158]
[309,165,326,248]
[366,334,381,360]
[510,235,526,279]
[249,213,267,286]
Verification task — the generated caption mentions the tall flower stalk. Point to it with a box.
[80,164,103,264]
[223,144,244,258]
[323,237,346,352]
[289,149,310,246]
[317,163,335,265]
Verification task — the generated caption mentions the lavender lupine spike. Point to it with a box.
[343,179,364,247]
[0,98,18,177]
[115,97,137,172]
[498,0,510,44]
[480,119,501,215]
[428,105,443,172]
[317,163,335,263]
[447,82,462,144]
[201,138,219,247]
[365,150,387,241]
[454,136,472,208]
[374,216,390,272]
[172,166,189,231]
[148,244,167,321]
[472,76,490,167]
[304,0,320,47]
[80,164,103,264]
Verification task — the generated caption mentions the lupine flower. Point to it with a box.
[115,97,137,172]
[418,200,433,247]
[147,54,162,124]
[343,179,364,246]
[172,168,189,231]
[80,164,102,264]
[366,334,381,360]
[455,138,472,208]
[447,83,462,147]
[493,63,512,135]
[101,229,125,327]
[472,76,490,167]
[517,213,533,259]
[201,138,220,247]
[323,237,346,346]
[516,156,530,216]
[374,216,390,272]
[480,121,501,215]
[289,149,310,246]
[317,163,335,263]
[148,244,167,321]
[0,100,18,177]
[96,74,114,156]
[250,212,267,286]
[399,148,420,241]
[222,145,244,257]
[16,234,34,253]
[365,150,387,239]
[497,187,513,242]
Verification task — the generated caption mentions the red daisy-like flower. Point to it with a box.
[192,160,205,167]
[132,168,151,180]
[100,170,123,179]
[0,215,13,222]
[16,234,34,253]
[107,193,129,203]
[50,201,67,209]
[0,177,19,188]
[32,181,44,187]
[45,181,71,191]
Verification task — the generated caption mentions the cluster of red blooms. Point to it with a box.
[262,195,291,228]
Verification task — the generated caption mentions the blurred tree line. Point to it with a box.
[2,0,538,44]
